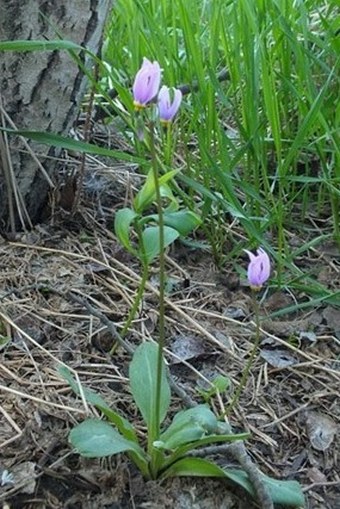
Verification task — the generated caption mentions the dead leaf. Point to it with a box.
[264,292,294,312]
[306,412,337,451]
[170,334,207,364]
[298,330,317,343]
[223,300,250,320]
[10,461,36,494]
[214,331,235,352]
[322,306,340,337]
[260,349,297,368]
[307,467,327,484]
[262,318,310,337]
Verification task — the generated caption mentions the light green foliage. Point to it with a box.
[114,166,201,264]
[0,336,10,350]
[104,0,339,299]
[197,374,230,402]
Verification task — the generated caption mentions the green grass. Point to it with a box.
[101,0,339,304]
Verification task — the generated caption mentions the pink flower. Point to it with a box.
[133,58,161,109]
[158,85,182,124]
[244,248,271,289]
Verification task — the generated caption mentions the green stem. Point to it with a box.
[163,123,173,166]
[225,293,260,416]
[276,176,285,289]
[149,120,166,449]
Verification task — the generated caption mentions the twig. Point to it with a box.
[228,442,274,509]
[66,291,134,355]
[67,291,197,408]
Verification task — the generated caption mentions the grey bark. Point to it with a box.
[0,0,113,231]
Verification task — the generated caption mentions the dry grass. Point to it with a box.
[0,154,339,508]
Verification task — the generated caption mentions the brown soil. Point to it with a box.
[0,154,339,508]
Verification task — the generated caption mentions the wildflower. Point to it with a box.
[158,85,182,124]
[132,58,161,110]
[244,247,270,290]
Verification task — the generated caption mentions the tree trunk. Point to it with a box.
[0,0,113,232]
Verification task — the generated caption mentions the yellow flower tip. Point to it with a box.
[250,284,262,292]
[133,101,146,112]
[160,119,172,127]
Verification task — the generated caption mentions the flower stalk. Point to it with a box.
[225,248,271,415]
[148,120,166,447]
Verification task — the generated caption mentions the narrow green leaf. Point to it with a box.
[281,68,335,175]
[58,366,137,442]
[0,129,143,164]
[134,169,180,213]
[69,419,143,458]
[0,40,82,52]
[129,342,171,430]
[142,226,179,263]
[134,170,157,213]
[163,457,226,478]
[114,208,138,253]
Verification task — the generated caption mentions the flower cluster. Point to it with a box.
[132,58,182,124]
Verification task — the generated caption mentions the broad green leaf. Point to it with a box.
[160,405,218,449]
[0,40,82,52]
[224,470,305,507]
[162,458,304,507]
[145,211,202,237]
[163,457,226,478]
[114,208,138,253]
[163,211,202,236]
[129,342,171,431]
[141,226,179,263]
[134,169,180,213]
[58,366,137,443]
[69,419,143,458]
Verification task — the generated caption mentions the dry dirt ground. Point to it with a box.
[0,153,339,508]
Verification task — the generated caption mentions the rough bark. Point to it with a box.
[0,0,113,230]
